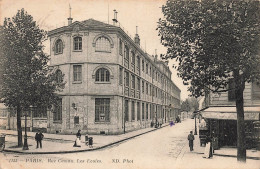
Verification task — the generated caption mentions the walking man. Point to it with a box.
[35,129,44,148]
[188,131,195,151]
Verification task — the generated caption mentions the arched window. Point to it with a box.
[56,69,63,83]
[55,39,63,54]
[95,36,111,52]
[95,68,110,82]
[74,37,82,51]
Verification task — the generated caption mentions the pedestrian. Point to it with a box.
[73,130,81,147]
[35,129,44,149]
[203,136,213,158]
[187,131,195,151]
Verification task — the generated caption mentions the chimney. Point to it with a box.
[112,10,118,25]
[134,26,140,46]
[155,49,158,61]
[68,4,73,25]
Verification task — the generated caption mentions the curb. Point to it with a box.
[3,124,170,154]
[193,152,260,160]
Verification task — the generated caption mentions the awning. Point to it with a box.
[200,106,260,120]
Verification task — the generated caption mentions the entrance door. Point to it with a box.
[222,120,237,147]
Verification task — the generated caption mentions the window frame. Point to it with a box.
[95,98,110,122]
[73,65,82,83]
[55,39,63,55]
[95,36,111,52]
[95,68,110,83]
[73,36,82,51]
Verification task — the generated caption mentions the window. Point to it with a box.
[131,101,135,121]
[228,79,236,101]
[96,36,111,52]
[142,103,145,120]
[125,100,129,121]
[146,83,148,95]
[95,98,110,122]
[55,39,63,54]
[53,98,62,121]
[119,67,123,85]
[74,37,82,51]
[125,71,129,87]
[124,45,129,68]
[137,78,140,91]
[56,69,63,83]
[33,107,47,118]
[137,56,140,71]
[95,68,110,82]
[252,81,260,99]
[146,63,148,74]
[142,60,144,71]
[142,81,144,93]
[74,116,79,125]
[131,74,135,89]
[146,104,149,120]
[137,102,140,121]
[73,65,82,82]
[131,51,135,71]
[119,39,123,55]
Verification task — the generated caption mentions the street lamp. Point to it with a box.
[23,106,32,150]
[194,111,198,135]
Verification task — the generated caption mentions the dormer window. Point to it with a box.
[95,36,111,52]
[74,37,82,51]
[55,39,63,54]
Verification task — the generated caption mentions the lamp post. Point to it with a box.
[194,112,198,135]
[23,106,31,150]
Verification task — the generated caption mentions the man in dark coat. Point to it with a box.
[187,131,195,151]
[35,129,44,148]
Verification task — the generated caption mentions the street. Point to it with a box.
[0,119,193,169]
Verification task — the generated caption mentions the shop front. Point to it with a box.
[200,106,260,149]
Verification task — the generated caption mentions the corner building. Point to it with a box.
[48,19,181,134]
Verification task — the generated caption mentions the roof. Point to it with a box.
[80,19,117,28]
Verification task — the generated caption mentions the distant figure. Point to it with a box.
[35,129,44,149]
[74,130,81,147]
[176,115,181,123]
[187,131,195,151]
[203,136,213,158]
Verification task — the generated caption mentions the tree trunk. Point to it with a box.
[234,74,246,162]
[17,104,23,147]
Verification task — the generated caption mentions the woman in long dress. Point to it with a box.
[73,130,81,147]
[203,136,213,158]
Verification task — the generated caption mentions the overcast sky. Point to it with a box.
[0,0,190,100]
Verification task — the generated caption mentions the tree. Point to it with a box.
[158,0,260,162]
[181,99,190,112]
[0,9,65,147]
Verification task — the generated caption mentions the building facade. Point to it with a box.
[34,18,181,135]
[200,81,260,148]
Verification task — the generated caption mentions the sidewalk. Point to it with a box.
[174,122,260,169]
[0,122,170,154]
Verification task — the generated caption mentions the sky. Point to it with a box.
[0,0,190,100]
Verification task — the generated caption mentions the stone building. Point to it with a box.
[0,17,181,135]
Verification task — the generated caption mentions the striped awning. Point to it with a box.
[200,106,260,120]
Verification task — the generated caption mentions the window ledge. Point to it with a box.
[53,121,62,124]
[94,121,110,124]
[73,50,82,52]
[72,81,82,84]
[54,52,63,55]
[95,81,111,84]
[95,50,111,53]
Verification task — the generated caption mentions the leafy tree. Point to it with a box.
[0,9,65,147]
[181,99,190,112]
[158,0,260,162]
